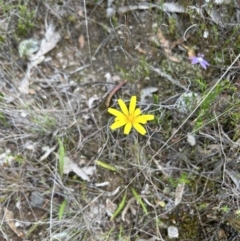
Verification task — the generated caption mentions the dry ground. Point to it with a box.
[1,0,240,240]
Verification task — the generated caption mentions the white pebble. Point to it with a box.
[168,226,179,239]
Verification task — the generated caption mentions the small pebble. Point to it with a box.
[30,191,45,207]
[168,226,179,239]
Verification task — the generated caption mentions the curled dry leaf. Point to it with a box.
[167,54,181,63]
[87,95,99,108]
[19,76,30,94]
[31,24,61,62]
[157,28,170,50]
[205,7,224,27]
[4,208,23,238]
[104,186,121,197]
[121,197,136,222]
[157,29,180,62]
[63,156,95,182]
[225,169,240,191]
[140,87,158,104]
[40,145,57,161]
[174,183,185,206]
[106,199,117,217]
[19,24,61,94]
[162,3,185,13]
[135,44,147,54]
[78,34,85,49]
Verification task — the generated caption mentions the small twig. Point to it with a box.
[182,24,197,41]
[106,80,127,107]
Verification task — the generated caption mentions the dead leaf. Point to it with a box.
[166,54,181,63]
[78,9,84,17]
[162,3,185,13]
[4,208,23,238]
[19,76,29,94]
[31,24,61,62]
[157,29,180,62]
[40,145,57,161]
[106,199,117,217]
[19,24,61,94]
[87,95,99,108]
[157,28,170,50]
[28,88,36,95]
[174,183,185,206]
[122,197,136,222]
[63,156,95,182]
[135,44,147,54]
[140,87,158,104]
[205,7,224,27]
[78,34,85,49]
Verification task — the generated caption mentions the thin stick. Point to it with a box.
[83,0,93,71]
[106,80,127,107]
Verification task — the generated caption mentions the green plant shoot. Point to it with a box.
[58,199,67,220]
[111,191,127,220]
[96,160,118,172]
[131,187,148,215]
[58,138,65,178]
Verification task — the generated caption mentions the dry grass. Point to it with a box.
[0,0,240,240]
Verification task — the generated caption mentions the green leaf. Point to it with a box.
[96,160,118,172]
[131,187,148,215]
[58,199,67,220]
[58,138,65,178]
[111,191,127,220]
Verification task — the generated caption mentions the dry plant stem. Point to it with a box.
[83,0,93,71]
[213,111,228,189]
[106,80,128,107]
[49,178,56,241]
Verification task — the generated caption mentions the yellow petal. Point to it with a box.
[133,108,141,117]
[108,108,126,120]
[110,120,127,130]
[133,123,147,135]
[124,122,132,135]
[129,96,137,115]
[115,116,127,122]
[118,99,129,116]
[135,114,154,124]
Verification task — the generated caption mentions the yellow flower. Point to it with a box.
[108,96,154,135]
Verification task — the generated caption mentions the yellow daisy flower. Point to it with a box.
[108,96,154,135]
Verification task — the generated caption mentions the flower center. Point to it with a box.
[127,114,135,123]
